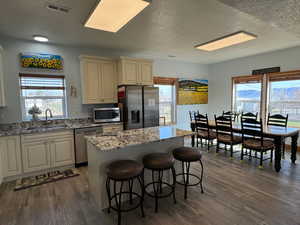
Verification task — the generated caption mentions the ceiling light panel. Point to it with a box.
[195,31,257,51]
[85,0,151,33]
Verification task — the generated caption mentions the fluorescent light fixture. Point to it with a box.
[195,31,257,51]
[33,35,49,42]
[84,0,151,33]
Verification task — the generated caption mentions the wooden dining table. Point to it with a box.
[190,120,299,172]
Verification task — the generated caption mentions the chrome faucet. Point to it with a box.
[45,108,53,123]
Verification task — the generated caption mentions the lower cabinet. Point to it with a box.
[22,141,51,173]
[50,137,74,167]
[21,130,75,173]
[0,136,22,177]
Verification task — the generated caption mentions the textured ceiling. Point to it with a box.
[218,0,300,37]
[0,0,300,64]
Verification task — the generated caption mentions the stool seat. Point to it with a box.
[143,153,174,170]
[173,147,202,162]
[106,160,143,180]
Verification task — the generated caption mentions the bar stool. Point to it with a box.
[106,160,145,225]
[143,153,176,212]
[173,147,204,199]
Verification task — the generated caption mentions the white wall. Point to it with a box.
[0,36,209,127]
[208,46,300,117]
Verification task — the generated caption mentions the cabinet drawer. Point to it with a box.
[21,130,73,143]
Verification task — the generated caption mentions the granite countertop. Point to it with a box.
[85,126,194,151]
[0,119,123,137]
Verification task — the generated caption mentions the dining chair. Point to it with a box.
[215,115,242,157]
[241,118,275,168]
[189,110,199,122]
[194,113,216,151]
[222,111,238,122]
[267,113,288,158]
[241,112,258,121]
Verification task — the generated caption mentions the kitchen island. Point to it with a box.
[86,126,193,210]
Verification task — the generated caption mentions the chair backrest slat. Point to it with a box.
[241,117,264,145]
[241,112,258,121]
[215,115,233,139]
[195,113,210,133]
[267,113,288,127]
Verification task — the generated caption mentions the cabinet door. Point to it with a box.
[0,136,22,177]
[82,60,101,103]
[140,62,153,85]
[123,60,139,84]
[100,61,117,103]
[0,48,5,107]
[22,141,51,173]
[50,137,74,168]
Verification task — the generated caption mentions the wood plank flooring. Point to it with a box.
[1,146,300,225]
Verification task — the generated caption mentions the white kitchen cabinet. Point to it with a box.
[22,140,51,173]
[0,46,6,107]
[50,136,74,167]
[0,136,22,177]
[80,55,117,104]
[21,130,74,173]
[118,57,153,86]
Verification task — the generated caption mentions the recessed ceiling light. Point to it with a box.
[33,35,49,42]
[195,31,257,51]
[84,0,151,33]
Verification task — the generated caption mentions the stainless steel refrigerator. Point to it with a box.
[118,86,159,130]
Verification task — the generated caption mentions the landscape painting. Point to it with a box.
[178,79,208,105]
[20,53,63,70]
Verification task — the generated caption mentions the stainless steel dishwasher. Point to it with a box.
[74,126,103,166]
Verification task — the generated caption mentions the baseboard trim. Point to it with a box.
[3,164,75,183]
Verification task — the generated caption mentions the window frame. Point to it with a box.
[231,70,300,127]
[153,76,177,125]
[19,73,68,121]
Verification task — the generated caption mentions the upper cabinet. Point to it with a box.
[80,55,117,104]
[118,57,153,86]
[0,46,6,107]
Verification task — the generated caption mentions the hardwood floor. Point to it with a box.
[1,146,300,225]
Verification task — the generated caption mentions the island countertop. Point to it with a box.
[85,126,193,151]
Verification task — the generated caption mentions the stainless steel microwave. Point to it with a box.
[93,108,121,123]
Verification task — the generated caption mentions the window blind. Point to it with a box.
[19,73,65,90]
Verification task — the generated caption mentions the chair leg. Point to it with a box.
[196,135,199,148]
[216,141,219,153]
[259,152,263,169]
[282,141,285,159]
[207,140,210,151]
[230,145,233,158]
[200,138,203,147]
[241,146,244,160]
[270,150,273,163]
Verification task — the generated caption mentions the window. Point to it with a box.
[153,77,177,125]
[268,72,300,127]
[20,74,67,120]
[155,84,176,124]
[232,71,300,127]
[232,75,262,115]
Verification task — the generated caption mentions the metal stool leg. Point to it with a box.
[171,166,177,204]
[128,179,133,204]
[137,175,145,217]
[106,177,111,213]
[199,160,204,193]
[184,162,191,199]
[151,170,159,213]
